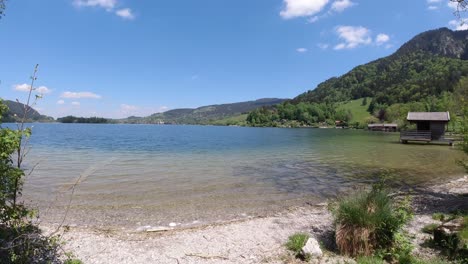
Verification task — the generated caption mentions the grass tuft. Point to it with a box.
[329,183,412,258]
[286,233,309,254]
[422,223,439,234]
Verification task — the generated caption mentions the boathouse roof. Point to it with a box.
[407,112,450,122]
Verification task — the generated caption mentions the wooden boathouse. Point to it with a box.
[400,112,452,144]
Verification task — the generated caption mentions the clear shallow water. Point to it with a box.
[11,124,465,229]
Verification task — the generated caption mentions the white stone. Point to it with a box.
[301,237,323,258]
[146,226,172,232]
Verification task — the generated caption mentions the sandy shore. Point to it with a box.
[45,176,467,264]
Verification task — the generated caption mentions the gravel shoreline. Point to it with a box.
[44,175,467,264]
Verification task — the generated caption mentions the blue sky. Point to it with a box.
[0,0,465,118]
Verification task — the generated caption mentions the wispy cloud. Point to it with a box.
[333,26,391,50]
[330,0,355,13]
[317,43,329,50]
[13,84,52,94]
[448,1,460,11]
[73,0,117,10]
[115,8,135,20]
[73,0,135,20]
[280,0,329,19]
[296,48,308,53]
[375,33,390,45]
[61,91,102,99]
[118,104,169,118]
[334,26,372,50]
[71,101,81,106]
[449,19,468,30]
[57,100,65,105]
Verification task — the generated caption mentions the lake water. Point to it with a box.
[14,124,465,229]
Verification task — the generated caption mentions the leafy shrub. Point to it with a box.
[329,184,413,258]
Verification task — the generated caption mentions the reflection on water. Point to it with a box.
[14,124,464,228]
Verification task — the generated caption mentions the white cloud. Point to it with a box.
[330,0,355,13]
[427,0,442,3]
[36,86,52,94]
[115,8,135,20]
[61,91,102,99]
[13,84,31,92]
[13,84,51,94]
[73,0,117,10]
[333,43,346,50]
[317,43,329,50]
[448,1,459,11]
[57,100,65,105]
[296,48,308,53]
[428,5,439,10]
[375,33,390,45]
[307,16,320,23]
[334,25,372,49]
[449,19,468,30]
[117,104,169,118]
[120,104,138,113]
[73,0,135,20]
[71,101,81,106]
[280,0,329,19]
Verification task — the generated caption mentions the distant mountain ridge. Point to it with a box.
[122,98,288,124]
[396,27,468,59]
[294,27,468,106]
[1,99,53,123]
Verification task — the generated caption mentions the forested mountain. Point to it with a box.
[122,98,287,124]
[247,28,468,127]
[294,28,468,105]
[0,99,53,123]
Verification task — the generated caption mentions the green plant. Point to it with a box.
[422,223,440,234]
[433,213,446,221]
[64,259,84,264]
[356,256,385,264]
[285,233,309,260]
[329,183,413,258]
[0,65,63,263]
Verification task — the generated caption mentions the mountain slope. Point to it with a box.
[1,99,53,123]
[294,28,468,106]
[122,98,288,124]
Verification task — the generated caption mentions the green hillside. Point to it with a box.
[247,28,468,128]
[121,98,287,125]
[0,99,53,123]
[294,28,468,106]
[336,98,372,126]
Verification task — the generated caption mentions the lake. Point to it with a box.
[15,124,465,229]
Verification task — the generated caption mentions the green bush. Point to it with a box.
[329,184,413,258]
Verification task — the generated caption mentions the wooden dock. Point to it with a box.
[400,130,453,145]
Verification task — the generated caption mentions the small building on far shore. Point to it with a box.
[368,123,398,132]
[400,111,452,144]
[407,112,450,140]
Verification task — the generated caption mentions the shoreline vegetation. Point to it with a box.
[45,175,467,264]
